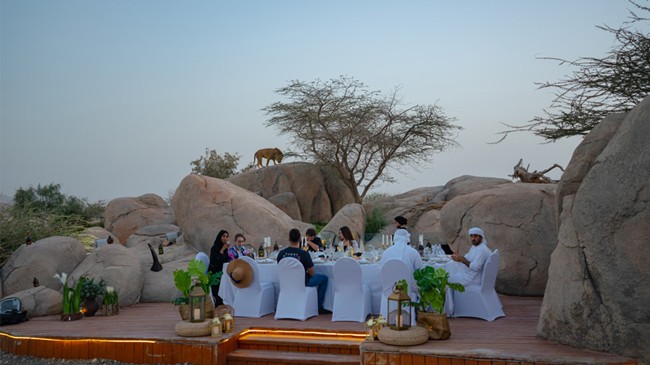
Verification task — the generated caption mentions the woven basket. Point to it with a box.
[178,304,190,321]
[377,326,429,346]
[175,320,211,337]
[416,311,451,340]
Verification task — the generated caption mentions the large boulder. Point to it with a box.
[320,203,366,244]
[228,162,355,223]
[70,244,143,306]
[440,183,558,296]
[538,97,650,364]
[104,193,175,244]
[439,175,513,202]
[172,174,312,254]
[1,236,87,296]
[81,226,121,245]
[140,255,192,303]
[9,286,62,317]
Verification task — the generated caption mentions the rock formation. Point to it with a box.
[104,193,175,243]
[228,162,355,223]
[1,236,87,296]
[172,174,312,254]
[538,96,650,363]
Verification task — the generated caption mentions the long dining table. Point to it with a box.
[217,256,460,315]
[218,259,383,313]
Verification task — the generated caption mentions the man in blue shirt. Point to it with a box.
[277,228,329,313]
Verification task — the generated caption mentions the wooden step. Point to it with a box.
[238,333,362,355]
[227,349,360,365]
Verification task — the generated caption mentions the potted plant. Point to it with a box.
[80,276,105,317]
[102,286,119,316]
[54,272,84,321]
[173,259,222,320]
[410,266,464,340]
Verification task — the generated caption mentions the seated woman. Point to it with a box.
[337,226,360,253]
[209,230,230,306]
[227,233,252,260]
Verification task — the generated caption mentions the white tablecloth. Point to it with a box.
[218,261,383,313]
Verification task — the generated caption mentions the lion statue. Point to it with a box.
[253,148,284,168]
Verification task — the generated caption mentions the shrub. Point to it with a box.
[365,208,386,234]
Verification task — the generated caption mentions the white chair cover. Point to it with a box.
[331,257,371,322]
[274,258,318,321]
[195,252,215,305]
[379,259,417,325]
[452,249,505,321]
[231,256,276,318]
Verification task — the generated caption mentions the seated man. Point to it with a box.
[380,229,423,272]
[277,228,329,312]
[448,227,492,286]
[304,228,323,252]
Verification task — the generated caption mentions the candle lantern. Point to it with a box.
[211,317,222,337]
[222,313,235,333]
[189,286,206,323]
[387,282,412,331]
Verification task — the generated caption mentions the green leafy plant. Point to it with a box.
[365,208,387,234]
[102,286,118,305]
[411,266,465,314]
[54,272,83,314]
[80,276,105,300]
[173,259,222,305]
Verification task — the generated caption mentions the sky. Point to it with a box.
[0,1,634,203]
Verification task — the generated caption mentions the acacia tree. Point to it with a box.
[500,1,649,141]
[263,76,460,203]
[190,148,241,179]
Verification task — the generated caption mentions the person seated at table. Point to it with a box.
[304,228,323,252]
[277,228,329,313]
[209,230,230,306]
[337,226,359,253]
[448,227,492,286]
[228,233,253,260]
[393,215,408,233]
[380,228,423,272]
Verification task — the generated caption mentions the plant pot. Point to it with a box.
[204,298,214,318]
[178,304,190,321]
[60,312,84,321]
[112,302,119,315]
[416,311,451,340]
[102,304,113,316]
[83,298,99,317]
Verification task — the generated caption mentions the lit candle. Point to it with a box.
[419,234,424,246]
[397,313,402,328]
[382,235,385,245]
[193,308,201,320]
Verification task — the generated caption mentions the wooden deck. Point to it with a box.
[0,296,638,365]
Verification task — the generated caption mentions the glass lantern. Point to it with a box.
[387,282,412,331]
[222,313,235,333]
[189,286,206,323]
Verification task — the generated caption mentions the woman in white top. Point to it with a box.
[337,226,360,253]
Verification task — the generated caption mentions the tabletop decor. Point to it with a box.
[189,286,206,323]
[411,266,465,340]
[387,280,412,330]
[54,272,83,321]
[365,314,387,340]
[174,259,222,320]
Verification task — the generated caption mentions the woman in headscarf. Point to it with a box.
[209,230,230,306]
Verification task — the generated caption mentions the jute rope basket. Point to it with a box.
[175,320,211,337]
[377,326,429,346]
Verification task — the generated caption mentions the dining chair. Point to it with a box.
[331,257,371,322]
[451,249,505,321]
[274,258,318,321]
[231,256,275,318]
[379,259,418,325]
[195,252,215,305]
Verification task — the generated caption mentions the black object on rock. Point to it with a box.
[147,243,163,272]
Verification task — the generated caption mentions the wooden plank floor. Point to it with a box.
[0,296,637,365]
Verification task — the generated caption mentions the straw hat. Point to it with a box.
[226,259,253,288]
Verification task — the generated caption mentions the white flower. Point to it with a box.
[53,272,68,286]
[106,286,114,294]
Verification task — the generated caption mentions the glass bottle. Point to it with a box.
[158,243,164,255]
[258,244,265,258]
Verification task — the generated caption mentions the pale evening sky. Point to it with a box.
[0,1,632,203]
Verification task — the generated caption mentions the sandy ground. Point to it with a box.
[0,351,193,365]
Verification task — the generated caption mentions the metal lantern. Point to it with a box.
[387,282,412,331]
[222,313,235,333]
[189,286,206,323]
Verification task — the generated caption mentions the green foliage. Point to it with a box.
[365,208,386,234]
[102,286,119,305]
[363,192,391,203]
[55,273,84,314]
[190,148,241,179]
[0,183,106,264]
[173,259,222,304]
[80,276,106,300]
[411,266,464,314]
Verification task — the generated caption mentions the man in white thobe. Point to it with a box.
[380,229,423,272]
[447,227,492,287]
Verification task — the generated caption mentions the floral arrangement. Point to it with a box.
[365,315,387,340]
[102,286,119,305]
[54,272,83,315]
